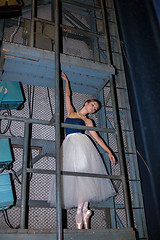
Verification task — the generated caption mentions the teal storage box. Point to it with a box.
[0,173,14,210]
[0,138,13,168]
[0,81,24,110]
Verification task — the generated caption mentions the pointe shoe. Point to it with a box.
[75,213,83,230]
[83,210,92,229]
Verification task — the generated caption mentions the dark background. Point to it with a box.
[114,0,160,239]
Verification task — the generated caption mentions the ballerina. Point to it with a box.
[48,72,116,229]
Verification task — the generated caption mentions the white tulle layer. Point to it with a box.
[48,133,116,209]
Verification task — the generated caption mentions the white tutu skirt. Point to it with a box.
[48,133,116,209]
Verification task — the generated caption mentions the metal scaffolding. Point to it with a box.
[0,0,148,240]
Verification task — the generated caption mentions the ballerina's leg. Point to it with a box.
[75,202,84,229]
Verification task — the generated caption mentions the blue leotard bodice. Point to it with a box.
[65,117,86,136]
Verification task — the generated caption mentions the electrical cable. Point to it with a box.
[0,109,22,137]
[10,16,22,43]
[0,165,8,173]
[0,109,12,134]
[47,87,54,117]
[2,209,20,229]
[0,163,21,184]
[136,150,151,175]
[8,126,22,138]
[120,40,131,68]
[10,168,22,185]
[27,85,35,118]
[0,163,12,173]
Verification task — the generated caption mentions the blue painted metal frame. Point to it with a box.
[0,20,4,42]
[1,42,115,96]
[0,0,145,238]
[96,89,117,228]
[0,228,136,240]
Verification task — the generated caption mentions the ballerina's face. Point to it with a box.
[85,101,99,114]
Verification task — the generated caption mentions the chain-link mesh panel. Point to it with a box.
[0,57,139,232]
[104,87,113,108]
[28,207,56,229]
[0,0,146,235]
[115,182,125,205]
[111,162,121,176]
[0,207,20,230]
[0,81,135,231]
[108,133,118,153]
[91,209,108,229]
[32,124,55,140]
[116,209,127,228]
[1,83,113,230]
[32,86,55,121]
[29,174,53,201]
[33,156,56,170]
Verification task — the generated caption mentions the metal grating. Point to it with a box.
[0,88,137,231]
[116,209,127,228]
[33,156,56,171]
[0,207,20,230]
[0,0,147,237]
[1,84,119,230]
[0,16,139,230]
[0,79,137,231]
[29,174,53,201]
[28,207,56,229]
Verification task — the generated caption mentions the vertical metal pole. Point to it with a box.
[110,76,134,227]
[54,0,62,240]
[97,90,117,228]
[0,19,4,43]
[30,0,36,47]
[90,10,100,62]
[100,0,111,65]
[20,122,30,228]
[51,0,55,22]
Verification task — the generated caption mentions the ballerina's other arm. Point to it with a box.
[86,118,116,165]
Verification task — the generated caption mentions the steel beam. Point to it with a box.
[30,0,37,47]
[1,42,114,95]
[54,1,62,240]
[110,76,134,228]
[62,7,90,30]
[100,0,111,64]
[0,114,116,133]
[20,122,30,228]
[96,89,117,228]
[0,228,136,240]
[0,20,4,43]
[61,0,101,11]
[26,168,122,180]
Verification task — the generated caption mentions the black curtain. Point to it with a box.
[114,1,160,239]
